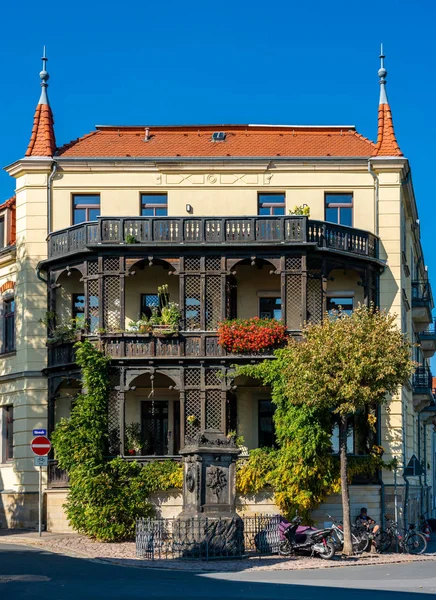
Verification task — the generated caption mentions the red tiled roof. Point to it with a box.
[26,103,56,157]
[56,125,377,158]
[373,104,403,157]
[0,196,16,245]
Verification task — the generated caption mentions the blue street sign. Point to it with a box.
[33,429,47,436]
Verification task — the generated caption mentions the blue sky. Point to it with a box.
[1,1,434,311]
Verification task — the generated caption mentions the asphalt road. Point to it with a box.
[1,542,436,599]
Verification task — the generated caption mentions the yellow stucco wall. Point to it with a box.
[1,156,433,518]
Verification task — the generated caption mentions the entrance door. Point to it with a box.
[141,401,169,455]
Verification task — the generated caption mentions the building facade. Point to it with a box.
[0,51,435,530]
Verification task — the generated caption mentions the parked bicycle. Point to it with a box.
[375,516,427,555]
[327,514,370,554]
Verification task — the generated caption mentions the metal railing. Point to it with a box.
[413,366,433,392]
[47,216,378,260]
[136,514,282,560]
[412,280,432,305]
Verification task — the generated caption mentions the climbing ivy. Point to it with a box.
[51,340,182,541]
[234,306,407,523]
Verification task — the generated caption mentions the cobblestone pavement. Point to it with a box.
[1,530,435,572]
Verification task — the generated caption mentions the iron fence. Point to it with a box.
[136,514,282,560]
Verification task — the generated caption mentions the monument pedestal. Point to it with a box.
[175,434,243,556]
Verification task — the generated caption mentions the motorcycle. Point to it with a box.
[278,515,336,559]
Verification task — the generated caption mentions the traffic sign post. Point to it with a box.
[31,436,51,456]
[31,436,51,537]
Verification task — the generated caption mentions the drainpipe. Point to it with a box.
[47,161,58,235]
[423,422,428,515]
[368,160,379,236]
[36,265,47,284]
[418,412,423,516]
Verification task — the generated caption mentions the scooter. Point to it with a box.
[279,515,336,559]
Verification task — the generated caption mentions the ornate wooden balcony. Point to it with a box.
[47,332,277,369]
[46,216,378,261]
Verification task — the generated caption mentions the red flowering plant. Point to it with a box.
[218,318,287,354]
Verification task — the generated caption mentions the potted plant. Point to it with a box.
[127,315,152,334]
[158,284,170,309]
[41,312,85,345]
[125,233,138,244]
[288,204,310,217]
[125,422,142,456]
[152,302,181,336]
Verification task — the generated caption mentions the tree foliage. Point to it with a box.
[234,305,414,529]
[51,340,182,541]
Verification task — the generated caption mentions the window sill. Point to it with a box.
[0,350,16,358]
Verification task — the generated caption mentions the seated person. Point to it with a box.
[355,507,380,535]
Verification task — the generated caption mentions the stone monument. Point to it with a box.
[176,433,243,556]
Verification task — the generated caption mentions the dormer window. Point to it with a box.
[212,132,226,142]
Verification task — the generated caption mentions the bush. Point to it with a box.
[52,340,182,542]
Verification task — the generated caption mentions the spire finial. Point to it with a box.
[38,46,50,105]
[378,43,388,105]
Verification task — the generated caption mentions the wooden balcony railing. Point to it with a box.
[47,332,277,368]
[47,216,378,260]
[47,459,69,488]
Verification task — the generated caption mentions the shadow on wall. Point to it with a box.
[378,240,400,314]
[0,463,40,530]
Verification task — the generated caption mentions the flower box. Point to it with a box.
[218,318,287,354]
[152,324,179,337]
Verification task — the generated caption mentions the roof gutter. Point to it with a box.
[54,155,374,164]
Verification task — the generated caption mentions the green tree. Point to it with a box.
[236,305,414,555]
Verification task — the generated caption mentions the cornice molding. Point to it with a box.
[4,157,54,178]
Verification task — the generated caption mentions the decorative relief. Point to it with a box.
[206,466,227,499]
[186,464,196,493]
[156,173,265,186]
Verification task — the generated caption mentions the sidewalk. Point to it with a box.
[0,528,435,572]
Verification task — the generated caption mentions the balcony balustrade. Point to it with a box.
[47,331,278,369]
[47,216,378,261]
[412,280,432,306]
[413,366,433,391]
[412,366,435,411]
[418,319,436,359]
[412,280,433,326]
